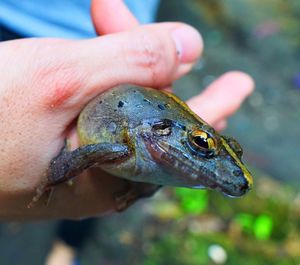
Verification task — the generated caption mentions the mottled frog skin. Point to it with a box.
[31,85,253,210]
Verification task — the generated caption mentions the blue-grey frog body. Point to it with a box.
[31,85,253,211]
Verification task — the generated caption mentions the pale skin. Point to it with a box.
[0,0,254,220]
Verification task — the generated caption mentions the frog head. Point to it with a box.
[140,118,253,197]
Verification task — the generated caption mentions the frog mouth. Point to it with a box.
[141,134,219,190]
[141,134,250,197]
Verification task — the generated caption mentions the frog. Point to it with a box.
[30,85,253,211]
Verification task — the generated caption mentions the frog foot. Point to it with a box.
[27,181,53,208]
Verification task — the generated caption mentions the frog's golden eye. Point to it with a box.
[188,130,217,157]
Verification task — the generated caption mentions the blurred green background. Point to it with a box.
[1,1,300,264]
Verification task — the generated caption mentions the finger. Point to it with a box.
[162,86,173,93]
[82,23,202,88]
[214,119,227,131]
[186,71,254,126]
[41,23,203,113]
[91,0,139,35]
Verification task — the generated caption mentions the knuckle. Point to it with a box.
[129,32,175,86]
[33,51,85,110]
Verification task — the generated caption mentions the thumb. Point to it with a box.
[39,23,203,115]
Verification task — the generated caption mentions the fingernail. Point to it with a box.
[172,25,203,63]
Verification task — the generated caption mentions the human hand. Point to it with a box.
[0,21,203,219]
[91,0,255,131]
[0,0,253,220]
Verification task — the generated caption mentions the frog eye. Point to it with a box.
[152,119,172,136]
[188,130,217,157]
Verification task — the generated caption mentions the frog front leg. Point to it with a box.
[29,141,130,207]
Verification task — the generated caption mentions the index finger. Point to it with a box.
[187,71,255,125]
[91,0,139,35]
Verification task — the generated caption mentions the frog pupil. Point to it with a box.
[193,136,209,149]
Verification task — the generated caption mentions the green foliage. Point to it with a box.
[235,213,255,233]
[142,174,300,265]
[254,214,273,240]
[234,213,273,240]
[175,188,208,214]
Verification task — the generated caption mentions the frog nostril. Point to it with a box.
[240,177,249,193]
[233,169,242,177]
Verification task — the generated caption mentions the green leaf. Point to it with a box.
[175,188,208,214]
[254,214,273,240]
